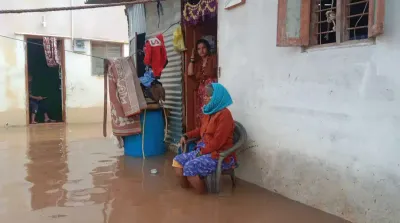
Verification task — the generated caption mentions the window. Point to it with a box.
[91,42,123,76]
[276,0,385,47]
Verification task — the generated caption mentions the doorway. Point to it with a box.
[26,38,65,125]
[184,15,218,132]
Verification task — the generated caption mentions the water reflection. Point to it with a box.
[25,125,68,210]
[103,155,174,222]
[0,124,349,223]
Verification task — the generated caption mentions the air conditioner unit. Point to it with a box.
[73,39,86,52]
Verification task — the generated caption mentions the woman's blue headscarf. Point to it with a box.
[203,83,233,115]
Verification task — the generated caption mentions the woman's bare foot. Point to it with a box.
[187,176,206,194]
[31,121,38,124]
[174,167,191,188]
[179,176,191,188]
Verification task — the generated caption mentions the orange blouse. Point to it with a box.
[194,54,218,82]
[186,108,235,161]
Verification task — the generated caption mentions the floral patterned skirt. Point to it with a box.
[172,142,236,177]
[196,78,217,127]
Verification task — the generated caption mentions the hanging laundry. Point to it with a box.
[144,34,168,78]
[136,33,147,77]
[183,0,217,25]
[141,83,165,103]
[140,69,165,103]
[150,80,165,102]
[173,26,186,52]
[139,68,155,88]
[43,37,61,67]
[105,57,148,137]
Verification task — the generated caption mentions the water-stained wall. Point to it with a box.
[218,1,400,222]
[0,0,129,126]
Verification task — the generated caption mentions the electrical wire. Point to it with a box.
[0,0,163,14]
[0,20,181,60]
[0,34,109,60]
[162,21,181,35]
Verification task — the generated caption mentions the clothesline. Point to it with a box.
[162,21,180,35]
[129,21,180,45]
[0,0,163,14]
[0,19,181,60]
[0,34,107,60]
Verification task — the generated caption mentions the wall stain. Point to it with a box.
[5,74,18,109]
[1,39,16,66]
[238,140,259,155]
[1,39,19,110]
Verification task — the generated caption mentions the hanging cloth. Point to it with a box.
[136,33,147,77]
[183,0,217,25]
[105,57,148,137]
[173,26,186,52]
[43,37,61,67]
[139,68,155,88]
[144,34,168,78]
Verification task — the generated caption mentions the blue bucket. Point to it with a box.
[123,109,166,158]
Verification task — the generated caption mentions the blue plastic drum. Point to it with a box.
[123,109,166,157]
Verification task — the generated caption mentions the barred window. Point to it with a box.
[276,0,385,47]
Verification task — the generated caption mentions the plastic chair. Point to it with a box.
[184,121,248,193]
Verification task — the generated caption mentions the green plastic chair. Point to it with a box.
[184,121,248,193]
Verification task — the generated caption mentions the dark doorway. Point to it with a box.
[184,16,218,132]
[27,38,64,124]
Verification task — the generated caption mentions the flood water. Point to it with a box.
[0,124,349,223]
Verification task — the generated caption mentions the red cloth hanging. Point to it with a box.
[43,37,61,67]
[143,34,168,78]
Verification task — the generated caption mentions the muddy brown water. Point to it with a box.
[0,124,349,223]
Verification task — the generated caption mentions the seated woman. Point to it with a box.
[172,83,236,194]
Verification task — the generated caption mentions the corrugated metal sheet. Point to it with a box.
[147,32,183,146]
[126,2,183,147]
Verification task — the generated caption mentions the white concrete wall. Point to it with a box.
[0,35,26,126]
[0,0,129,126]
[64,40,129,123]
[218,1,400,223]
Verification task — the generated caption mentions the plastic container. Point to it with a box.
[123,109,166,157]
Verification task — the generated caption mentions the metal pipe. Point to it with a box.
[71,0,74,47]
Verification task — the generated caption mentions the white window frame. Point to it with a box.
[91,42,123,76]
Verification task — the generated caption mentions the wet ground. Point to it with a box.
[0,124,349,223]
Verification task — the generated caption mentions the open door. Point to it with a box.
[183,16,218,132]
[26,37,66,125]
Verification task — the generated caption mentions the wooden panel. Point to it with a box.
[183,17,218,132]
[277,0,311,46]
[368,0,385,37]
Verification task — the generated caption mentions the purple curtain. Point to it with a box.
[183,0,217,25]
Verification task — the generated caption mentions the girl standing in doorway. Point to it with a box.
[188,39,218,127]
